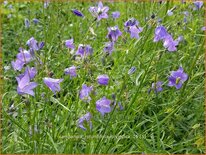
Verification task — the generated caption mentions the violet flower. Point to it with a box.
[201,26,206,31]
[112,11,120,19]
[104,42,114,54]
[72,9,84,17]
[124,18,143,39]
[77,112,92,130]
[16,72,38,96]
[33,18,39,24]
[89,1,109,21]
[17,67,37,80]
[163,35,179,52]
[168,67,188,89]
[64,66,77,78]
[107,26,122,42]
[194,1,203,10]
[128,66,136,75]
[153,25,169,42]
[76,44,93,57]
[96,96,112,116]
[43,77,63,94]
[27,37,44,51]
[11,49,34,71]
[79,84,93,102]
[97,74,109,85]
[65,39,75,49]
[151,81,163,93]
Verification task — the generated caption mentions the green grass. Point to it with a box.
[1,1,205,154]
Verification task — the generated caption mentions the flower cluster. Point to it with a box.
[10,1,198,132]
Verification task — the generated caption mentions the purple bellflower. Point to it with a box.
[201,26,206,31]
[104,42,114,54]
[72,9,84,17]
[64,66,77,78]
[89,1,109,21]
[107,26,122,42]
[124,18,143,39]
[79,84,93,102]
[11,49,34,71]
[33,18,39,24]
[149,81,163,94]
[27,37,44,52]
[65,39,75,49]
[168,67,188,89]
[96,96,112,116]
[154,25,169,42]
[76,44,93,57]
[112,11,120,19]
[43,77,63,94]
[194,1,203,10]
[16,72,38,96]
[77,112,92,130]
[17,67,37,80]
[163,35,179,52]
[97,74,109,85]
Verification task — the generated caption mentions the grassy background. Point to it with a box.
[1,1,205,153]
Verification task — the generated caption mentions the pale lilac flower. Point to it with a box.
[17,67,37,80]
[64,66,77,78]
[65,39,75,49]
[104,42,114,54]
[124,18,143,39]
[27,37,44,51]
[44,1,50,8]
[112,11,120,19]
[89,1,109,21]
[72,9,84,17]
[124,18,139,27]
[76,44,93,57]
[163,35,179,52]
[11,59,25,71]
[107,26,122,42]
[168,67,188,89]
[97,74,109,85]
[78,112,92,130]
[201,26,206,31]
[96,96,112,116]
[152,81,163,93]
[16,72,38,96]
[79,84,93,102]
[11,49,34,71]
[43,77,63,94]
[194,1,203,9]
[154,26,169,42]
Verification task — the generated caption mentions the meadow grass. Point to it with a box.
[1,1,205,154]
